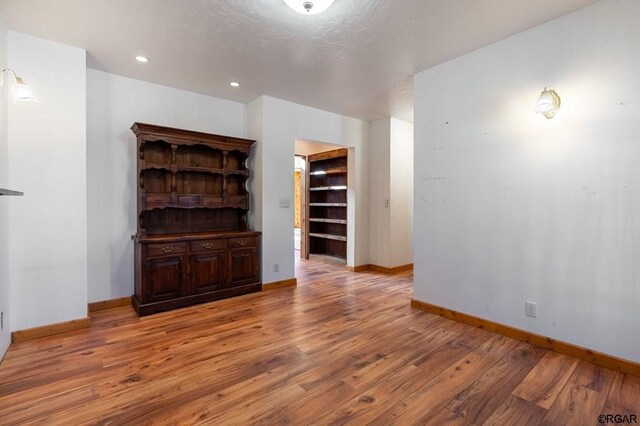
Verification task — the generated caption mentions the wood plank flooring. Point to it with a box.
[0,255,638,424]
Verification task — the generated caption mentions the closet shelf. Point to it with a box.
[309,233,347,242]
[309,218,347,224]
[309,186,347,192]
[309,166,347,176]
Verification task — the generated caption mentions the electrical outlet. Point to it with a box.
[525,301,537,318]
[273,264,279,273]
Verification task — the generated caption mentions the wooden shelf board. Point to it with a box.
[141,164,247,176]
[142,205,248,211]
[0,188,24,196]
[141,193,246,211]
[309,186,347,191]
[309,233,347,242]
[135,230,259,243]
[176,166,224,174]
[143,193,235,197]
[309,203,347,207]
[175,193,223,197]
[142,162,172,171]
[309,218,347,224]
[226,170,249,176]
[308,148,348,162]
[309,167,347,176]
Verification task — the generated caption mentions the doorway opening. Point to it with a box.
[294,139,351,270]
[294,155,306,257]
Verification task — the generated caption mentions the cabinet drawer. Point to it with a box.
[147,242,187,257]
[228,236,257,249]
[191,239,226,252]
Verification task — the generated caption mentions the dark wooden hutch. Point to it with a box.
[132,123,261,316]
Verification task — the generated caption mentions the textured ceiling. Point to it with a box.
[0,0,600,122]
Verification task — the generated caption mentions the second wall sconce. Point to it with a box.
[536,87,561,119]
[1,68,37,103]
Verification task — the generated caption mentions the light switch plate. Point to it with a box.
[279,199,291,208]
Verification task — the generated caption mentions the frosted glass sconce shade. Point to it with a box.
[1,68,37,103]
[536,87,561,119]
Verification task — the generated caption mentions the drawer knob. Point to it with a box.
[202,242,215,249]
[162,246,175,253]
[238,240,248,246]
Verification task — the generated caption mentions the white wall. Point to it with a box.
[87,69,247,302]
[368,117,414,268]
[294,139,344,157]
[8,31,88,330]
[413,0,640,362]
[246,98,263,234]
[0,12,10,360]
[390,118,414,267]
[368,119,391,267]
[87,73,370,300]
[248,96,370,281]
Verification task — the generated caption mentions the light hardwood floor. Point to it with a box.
[0,256,638,424]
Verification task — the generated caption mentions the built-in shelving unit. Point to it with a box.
[307,148,348,261]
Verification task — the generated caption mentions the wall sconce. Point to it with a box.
[536,87,560,119]
[1,68,37,103]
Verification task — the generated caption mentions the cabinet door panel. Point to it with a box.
[144,256,185,302]
[191,251,226,294]
[228,247,259,286]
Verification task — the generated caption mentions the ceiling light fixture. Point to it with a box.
[135,55,149,63]
[1,68,37,103]
[283,0,336,15]
[535,87,561,119]
[230,81,241,87]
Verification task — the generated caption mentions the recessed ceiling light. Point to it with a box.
[230,81,241,87]
[135,55,149,63]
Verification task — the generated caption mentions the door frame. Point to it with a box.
[296,155,309,259]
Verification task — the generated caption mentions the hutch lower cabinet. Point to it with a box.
[134,232,260,316]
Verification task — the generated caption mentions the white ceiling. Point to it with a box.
[1,0,600,122]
